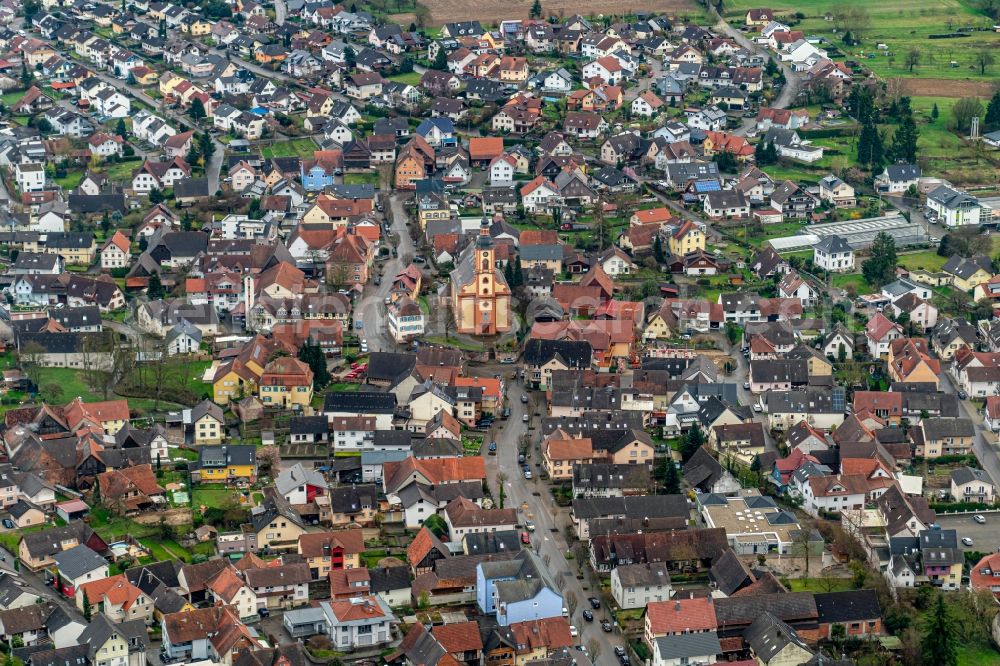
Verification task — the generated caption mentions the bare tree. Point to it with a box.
[586,638,601,662]
[258,446,281,476]
[18,341,46,389]
[564,590,577,617]
[496,472,507,509]
[904,48,920,72]
[442,299,456,341]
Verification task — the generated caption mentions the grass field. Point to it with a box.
[784,577,855,593]
[116,360,211,406]
[35,367,102,402]
[419,0,703,25]
[261,138,317,159]
[388,71,422,85]
[897,249,950,271]
[830,273,873,294]
[725,0,1000,83]
[343,172,379,186]
[103,159,142,183]
[191,484,241,510]
[55,171,84,191]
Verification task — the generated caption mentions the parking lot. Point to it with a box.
[934,511,1000,552]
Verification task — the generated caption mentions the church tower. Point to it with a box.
[449,214,512,335]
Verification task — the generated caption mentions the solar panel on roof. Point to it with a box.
[831,387,845,412]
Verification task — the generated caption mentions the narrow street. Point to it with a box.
[713,15,800,110]
[484,381,626,664]
[940,367,1000,487]
[356,193,417,353]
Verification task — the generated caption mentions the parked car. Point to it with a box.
[582,610,594,622]
[500,357,516,364]
[975,514,987,524]
[525,520,535,531]
[602,620,613,632]
[518,453,525,464]
[488,441,497,453]
[569,625,578,637]
[521,532,531,544]
[521,394,529,404]
[962,537,974,546]
[958,390,968,400]
[502,407,511,418]
[360,339,368,353]
[523,468,532,479]
[522,413,529,422]
[614,647,627,657]
[588,597,601,609]
[1,519,12,529]
[413,256,426,264]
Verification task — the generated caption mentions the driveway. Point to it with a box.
[484,382,626,663]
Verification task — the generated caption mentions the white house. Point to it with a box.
[812,235,854,272]
[100,232,131,270]
[950,466,995,503]
[778,271,818,307]
[15,163,45,193]
[320,597,393,649]
[520,178,561,214]
[926,185,982,227]
[387,297,424,342]
[876,164,921,194]
[581,56,624,85]
[610,563,672,610]
[686,106,726,131]
[489,155,516,187]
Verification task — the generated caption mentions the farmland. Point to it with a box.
[416,0,701,26]
[725,0,1000,84]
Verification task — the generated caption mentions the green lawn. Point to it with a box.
[55,171,84,191]
[260,138,317,159]
[784,577,855,593]
[191,484,241,510]
[343,172,379,186]
[103,160,142,183]
[116,360,211,406]
[724,0,1000,82]
[0,91,24,107]
[831,273,874,295]
[35,367,102,402]
[957,643,1000,665]
[388,71,422,85]
[327,382,362,392]
[897,249,949,272]
[421,336,486,351]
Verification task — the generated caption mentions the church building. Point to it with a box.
[449,217,512,335]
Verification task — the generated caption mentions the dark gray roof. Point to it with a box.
[744,612,811,662]
[652,633,722,660]
[173,178,209,199]
[52,544,106,579]
[369,566,410,593]
[571,494,688,520]
[365,351,416,384]
[813,590,881,624]
[25,644,88,666]
[951,465,993,487]
[814,235,852,254]
[324,391,396,414]
[77,615,146,659]
[523,338,591,368]
[709,548,753,596]
[922,417,975,440]
[373,430,412,449]
[462,530,522,556]
[572,463,650,491]
[290,415,328,436]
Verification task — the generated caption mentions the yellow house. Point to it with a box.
[258,357,313,409]
[190,399,225,445]
[306,94,336,119]
[668,221,705,256]
[253,500,305,552]
[887,338,940,389]
[790,346,833,377]
[643,306,674,341]
[159,72,187,97]
[131,68,159,86]
[606,432,656,466]
[944,254,994,292]
[194,444,257,483]
[542,433,594,480]
[18,523,92,571]
[187,19,214,36]
[298,530,365,578]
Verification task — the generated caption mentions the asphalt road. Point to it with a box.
[484,381,625,664]
[713,16,800,111]
[355,193,417,354]
[939,368,1000,493]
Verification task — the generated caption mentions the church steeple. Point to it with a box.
[476,213,494,249]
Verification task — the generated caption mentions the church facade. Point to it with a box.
[449,219,512,335]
